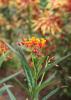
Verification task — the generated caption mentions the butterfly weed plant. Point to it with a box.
[5,37,60,100]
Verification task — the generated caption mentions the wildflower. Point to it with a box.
[0,40,12,60]
[21,37,46,48]
[18,36,46,56]
[0,41,8,55]
[47,0,67,10]
[33,11,62,35]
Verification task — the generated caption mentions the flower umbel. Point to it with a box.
[18,36,46,56]
[21,37,46,48]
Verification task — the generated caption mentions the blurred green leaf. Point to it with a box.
[6,43,35,89]
[0,70,22,84]
[35,71,56,94]
[0,51,9,68]
[42,87,60,100]
[0,85,12,96]
[4,84,16,100]
[15,46,36,89]
[40,0,48,10]
[38,53,71,78]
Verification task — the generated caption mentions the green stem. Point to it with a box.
[32,94,38,100]
[38,57,49,85]
[27,5,33,34]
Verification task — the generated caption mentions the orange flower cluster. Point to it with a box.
[18,37,46,56]
[0,41,9,55]
[48,0,67,9]
[48,0,71,12]
[21,37,46,48]
[0,40,13,60]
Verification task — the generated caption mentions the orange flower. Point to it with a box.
[0,40,13,60]
[47,0,67,10]
[0,41,9,55]
[18,37,46,56]
[21,37,46,48]
[33,11,62,35]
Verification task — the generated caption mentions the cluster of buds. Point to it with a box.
[18,36,46,56]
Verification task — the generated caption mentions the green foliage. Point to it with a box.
[40,0,48,10]
[2,55,21,69]
[0,51,9,68]
[0,84,16,100]
[0,70,22,84]
[6,43,60,100]
[4,84,16,100]
[0,70,22,100]
[42,88,59,100]
[0,85,12,96]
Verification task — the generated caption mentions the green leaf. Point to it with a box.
[0,85,12,96]
[67,76,71,79]
[42,88,60,100]
[0,70,22,84]
[31,54,46,80]
[0,51,9,67]
[4,84,16,100]
[6,43,35,89]
[38,63,53,79]
[38,53,71,79]
[16,46,35,89]
[35,71,56,94]
[37,56,46,75]
[40,0,48,10]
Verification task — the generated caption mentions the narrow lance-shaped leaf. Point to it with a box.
[42,87,60,100]
[4,84,16,100]
[16,46,36,89]
[35,71,56,94]
[5,43,35,89]
[37,56,47,75]
[0,70,22,84]
[0,85,12,96]
[38,53,71,78]
[38,56,49,85]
